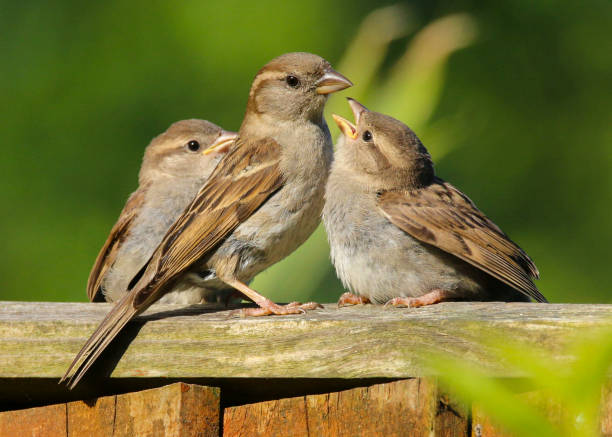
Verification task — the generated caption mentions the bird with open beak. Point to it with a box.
[323,98,547,308]
[87,119,238,305]
[62,52,352,388]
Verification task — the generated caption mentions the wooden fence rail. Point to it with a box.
[1,301,612,436]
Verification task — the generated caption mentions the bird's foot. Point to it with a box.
[229,300,323,317]
[384,289,449,308]
[337,292,371,308]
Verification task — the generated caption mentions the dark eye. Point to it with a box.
[286,75,300,88]
[362,131,372,141]
[187,140,200,152]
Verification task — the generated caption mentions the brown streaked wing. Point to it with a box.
[130,136,285,308]
[377,178,546,303]
[86,187,147,302]
[62,137,285,388]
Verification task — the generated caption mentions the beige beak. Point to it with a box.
[316,69,353,95]
[332,114,358,140]
[202,130,238,155]
[347,98,369,124]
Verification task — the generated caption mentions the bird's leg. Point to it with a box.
[223,278,322,317]
[384,289,452,308]
[337,292,371,308]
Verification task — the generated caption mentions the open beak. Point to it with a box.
[202,130,238,155]
[332,98,369,140]
[347,98,368,124]
[332,114,358,140]
[316,69,353,95]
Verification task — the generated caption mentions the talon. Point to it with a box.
[234,301,323,317]
[301,302,324,310]
[337,292,371,308]
[384,290,450,308]
[384,297,413,307]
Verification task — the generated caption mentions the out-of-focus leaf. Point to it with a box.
[433,357,562,437]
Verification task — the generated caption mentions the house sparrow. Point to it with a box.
[323,98,547,308]
[87,119,238,305]
[62,52,352,388]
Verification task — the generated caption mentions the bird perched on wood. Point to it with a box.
[323,98,547,308]
[62,52,352,388]
[87,119,238,305]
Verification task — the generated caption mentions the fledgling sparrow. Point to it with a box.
[87,119,238,305]
[323,99,547,308]
[62,52,352,388]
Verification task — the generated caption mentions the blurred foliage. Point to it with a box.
[0,1,610,303]
[431,328,612,436]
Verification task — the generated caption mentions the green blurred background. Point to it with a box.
[1,1,610,304]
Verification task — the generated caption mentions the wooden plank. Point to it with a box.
[111,382,219,436]
[437,391,470,437]
[0,383,220,437]
[224,396,309,436]
[2,301,611,384]
[67,395,115,435]
[223,379,468,437]
[0,403,66,437]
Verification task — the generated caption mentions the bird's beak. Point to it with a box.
[316,69,353,95]
[202,130,238,155]
[332,114,358,140]
[347,98,369,124]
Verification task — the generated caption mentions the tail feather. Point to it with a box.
[60,294,139,389]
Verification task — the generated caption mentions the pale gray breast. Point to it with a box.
[211,119,334,282]
[323,177,411,301]
[323,173,487,303]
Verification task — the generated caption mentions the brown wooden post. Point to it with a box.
[0,383,220,437]
[224,379,469,437]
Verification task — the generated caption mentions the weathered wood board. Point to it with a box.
[2,301,611,381]
[2,301,612,409]
[2,379,612,436]
[0,383,219,437]
[224,378,468,437]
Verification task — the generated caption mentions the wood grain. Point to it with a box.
[2,301,611,383]
[223,379,468,437]
[0,403,66,437]
[0,383,219,437]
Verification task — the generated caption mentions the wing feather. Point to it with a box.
[86,188,147,302]
[62,137,285,387]
[377,178,546,302]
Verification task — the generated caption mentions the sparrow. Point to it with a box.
[87,119,238,305]
[323,98,547,308]
[62,52,352,388]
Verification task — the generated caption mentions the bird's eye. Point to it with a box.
[362,131,373,141]
[187,140,200,152]
[286,75,300,88]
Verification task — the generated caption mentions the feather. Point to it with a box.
[378,178,546,303]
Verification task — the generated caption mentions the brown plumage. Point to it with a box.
[323,98,546,308]
[87,187,146,302]
[87,119,238,304]
[129,137,285,308]
[62,52,352,388]
[378,180,544,302]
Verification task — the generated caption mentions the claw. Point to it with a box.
[384,289,449,308]
[228,301,323,318]
[337,292,371,308]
